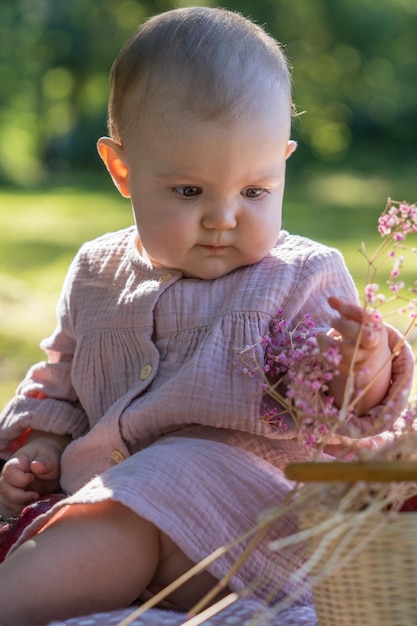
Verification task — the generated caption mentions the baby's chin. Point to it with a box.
[181,262,257,280]
[155,249,270,280]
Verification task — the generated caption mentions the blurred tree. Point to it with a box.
[223,0,417,164]
[0,0,208,185]
[0,0,416,185]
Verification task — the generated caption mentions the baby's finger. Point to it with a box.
[30,450,60,481]
[329,297,382,329]
[2,457,35,489]
[335,341,369,365]
[331,316,381,350]
[0,481,39,515]
[317,329,341,351]
[330,316,361,343]
[357,325,381,349]
[30,459,59,482]
[328,297,364,323]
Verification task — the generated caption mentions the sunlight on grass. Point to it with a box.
[0,185,133,406]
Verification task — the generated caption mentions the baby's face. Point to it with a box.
[124,89,295,279]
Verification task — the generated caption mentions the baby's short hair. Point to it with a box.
[108,6,291,144]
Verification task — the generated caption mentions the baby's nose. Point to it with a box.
[201,203,237,230]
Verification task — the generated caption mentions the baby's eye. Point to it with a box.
[242,188,268,199]
[172,185,202,197]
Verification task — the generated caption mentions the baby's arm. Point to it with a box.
[0,430,70,518]
[320,296,392,416]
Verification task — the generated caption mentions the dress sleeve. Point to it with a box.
[0,253,89,457]
[290,244,360,330]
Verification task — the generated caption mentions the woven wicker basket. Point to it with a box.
[301,510,417,626]
[285,462,417,626]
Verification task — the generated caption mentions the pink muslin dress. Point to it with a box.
[0,227,413,603]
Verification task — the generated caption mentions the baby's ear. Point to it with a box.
[285,140,297,160]
[97,137,130,198]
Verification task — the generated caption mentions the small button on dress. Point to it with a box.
[158,273,173,283]
[140,364,153,380]
[111,450,126,464]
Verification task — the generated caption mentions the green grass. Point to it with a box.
[0,167,416,408]
[0,182,133,405]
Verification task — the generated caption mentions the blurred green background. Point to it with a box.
[0,0,416,407]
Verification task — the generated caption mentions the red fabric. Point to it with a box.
[0,493,65,562]
[5,427,32,453]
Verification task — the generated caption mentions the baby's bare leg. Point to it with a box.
[150,531,226,609]
[0,500,217,626]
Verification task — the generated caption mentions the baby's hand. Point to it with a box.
[327,296,390,381]
[0,434,65,517]
[319,296,392,414]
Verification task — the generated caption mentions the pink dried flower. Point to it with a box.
[389,281,405,293]
[378,200,417,238]
[365,283,380,304]
[390,255,404,278]
[235,311,345,447]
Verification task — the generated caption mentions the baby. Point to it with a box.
[0,7,412,626]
